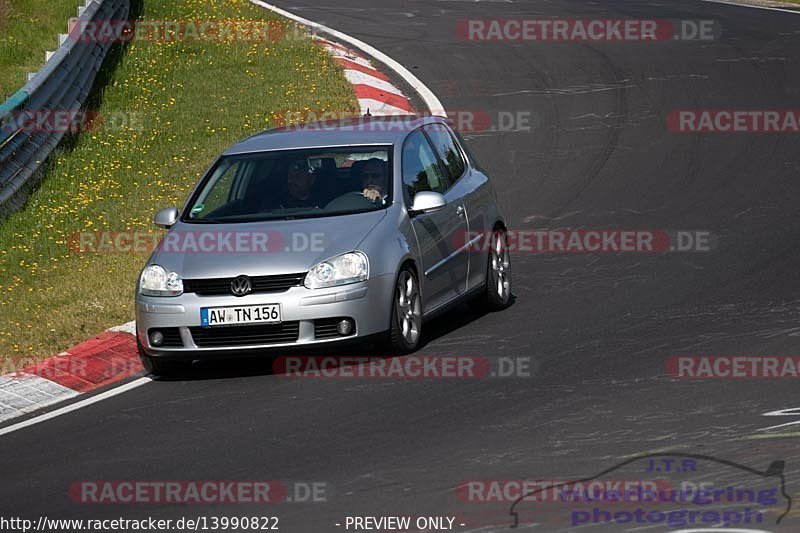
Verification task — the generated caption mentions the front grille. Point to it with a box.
[149,327,183,347]
[314,317,355,339]
[189,322,300,347]
[183,273,305,296]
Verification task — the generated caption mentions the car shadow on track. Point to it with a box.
[150,295,516,382]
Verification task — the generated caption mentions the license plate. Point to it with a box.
[200,304,281,327]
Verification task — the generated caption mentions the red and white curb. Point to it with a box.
[248,0,444,116]
[315,37,415,116]
[0,5,445,432]
[0,322,141,423]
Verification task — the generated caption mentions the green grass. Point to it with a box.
[0,0,358,357]
[0,0,78,97]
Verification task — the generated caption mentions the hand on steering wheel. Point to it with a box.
[362,188,383,203]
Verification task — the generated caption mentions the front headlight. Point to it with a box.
[139,265,183,296]
[304,251,369,289]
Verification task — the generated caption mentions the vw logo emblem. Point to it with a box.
[230,275,252,297]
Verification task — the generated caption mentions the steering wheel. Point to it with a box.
[324,191,383,210]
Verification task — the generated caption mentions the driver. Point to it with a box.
[357,158,388,203]
[281,159,323,208]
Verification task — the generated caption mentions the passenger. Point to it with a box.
[281,159,323,208]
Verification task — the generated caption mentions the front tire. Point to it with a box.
[389,267,423,353]
[477,229,512,311]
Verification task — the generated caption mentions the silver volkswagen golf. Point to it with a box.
[135,115,511,375]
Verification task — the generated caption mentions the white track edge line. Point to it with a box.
[0,377,151,437]
[702,0,800,14]
[248,0,445,115]
[109,320,136,334]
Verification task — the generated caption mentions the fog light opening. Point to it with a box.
[150,330,165,346]
[337,319,354,336]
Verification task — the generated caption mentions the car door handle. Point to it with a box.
[456,205,465,217]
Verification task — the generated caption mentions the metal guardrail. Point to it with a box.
[0,0,131,219]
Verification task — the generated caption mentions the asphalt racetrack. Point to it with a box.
[2,1,800,531]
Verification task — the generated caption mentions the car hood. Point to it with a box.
[148,210,387,279]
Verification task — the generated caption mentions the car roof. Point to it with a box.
[222,114,447,155]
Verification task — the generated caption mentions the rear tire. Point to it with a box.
[388,266,423,354]
[476,228,512,311]
[137,337,190,377]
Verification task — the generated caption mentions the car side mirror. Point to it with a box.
[409,191,446,216]
[154,207,179,228]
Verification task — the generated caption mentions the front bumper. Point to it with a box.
[136,274,395,358]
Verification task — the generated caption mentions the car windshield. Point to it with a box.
[184,146,392,223]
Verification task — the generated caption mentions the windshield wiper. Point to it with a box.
[183,217,224,224]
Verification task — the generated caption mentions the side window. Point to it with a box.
[423,123,467,182]
[401,130,450,203]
